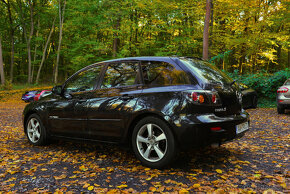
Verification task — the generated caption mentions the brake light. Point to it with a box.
[277,87,288,93]
[212,94,217,103]
[211,127,222,131]
[188,91,220,105]
[189,92,205,104]
[34,94,40,101]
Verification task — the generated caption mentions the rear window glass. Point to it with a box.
[141,61,190,86]
[284,80,290,85]
[101,62,140,88]
[180,58,232,84]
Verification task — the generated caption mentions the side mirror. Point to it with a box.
[52,85,62,95]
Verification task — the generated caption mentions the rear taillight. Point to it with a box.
[277,87,288,93]
[187,90,220,105]
[212,94,217,103]
[34,94,40,101]
[189,92,205,103]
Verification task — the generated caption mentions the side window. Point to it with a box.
[64,65,102,93]
[101,62,140,88]
[141,61,190,86]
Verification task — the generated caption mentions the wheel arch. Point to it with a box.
[23,111,38,134]
[124,112,177,144]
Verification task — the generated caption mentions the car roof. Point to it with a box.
[102,56,181,64]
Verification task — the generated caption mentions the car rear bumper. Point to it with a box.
[172,110,249,149]
[277,93,290,105]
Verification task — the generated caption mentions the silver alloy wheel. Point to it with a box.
[136,123,167,162]
[27,118,41,143]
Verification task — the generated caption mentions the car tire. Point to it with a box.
[132,116,177,169]
[25,114,48,145]
[277,105,285,114]
[251,95,258,108]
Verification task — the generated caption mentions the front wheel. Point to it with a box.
[132,117,177,169]
[25,114,48,145]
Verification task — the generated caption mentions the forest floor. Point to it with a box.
[0,92,289,193]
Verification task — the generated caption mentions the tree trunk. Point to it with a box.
[112,17,120,58]
[36,18,56,84]
[287,48,290,68]
[31,18,40,83]
[203,0,212,60]
[54,0,66,84]
[27,0,34,84]
[0,37,5,85]
[1,0,15,83]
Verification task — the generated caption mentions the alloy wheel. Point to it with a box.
[136,123,167,162]
[27,118,41,143]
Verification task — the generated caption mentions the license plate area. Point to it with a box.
[236,122,249,134]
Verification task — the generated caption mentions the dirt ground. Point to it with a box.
[0,100,289,193]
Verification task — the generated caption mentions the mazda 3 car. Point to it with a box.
[277,78,290,114]
[23,57,249,168]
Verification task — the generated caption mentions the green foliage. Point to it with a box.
[227,68,290,99]
[0,80,13,91]
[0,0,289,84]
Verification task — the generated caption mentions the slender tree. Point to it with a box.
[1,0,15,82]
[54,0,66,84]
[203,0,212,60]
[36,17,56,84]
[0,36,5,85]
[27,0,34,84]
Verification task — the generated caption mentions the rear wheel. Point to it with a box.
[132,117,177,168]
[277,105,285,114]
[25,114,48,145]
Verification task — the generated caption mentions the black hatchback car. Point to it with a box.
[23,57,249,168]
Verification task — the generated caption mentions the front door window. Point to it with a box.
[64,65,103,93]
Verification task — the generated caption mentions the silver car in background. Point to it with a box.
[277,78,290,114]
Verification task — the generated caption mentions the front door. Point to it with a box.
[48,65,103,138]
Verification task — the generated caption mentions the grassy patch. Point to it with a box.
[258,98,276,108]
[3,83,52,91]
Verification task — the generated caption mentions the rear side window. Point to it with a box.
[101,62,140,88]
[141,61,190,86]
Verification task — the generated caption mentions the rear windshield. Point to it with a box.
[284,80,290,85]
[180,58,233,85]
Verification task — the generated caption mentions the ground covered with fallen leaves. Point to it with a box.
[0,92,289,193]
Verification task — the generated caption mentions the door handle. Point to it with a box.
[120,94,134,100]
[77,99,87,103]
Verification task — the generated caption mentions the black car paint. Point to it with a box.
[239,84,258,109]
[23,57,249,149]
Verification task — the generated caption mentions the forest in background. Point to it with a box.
[0,0,289,85]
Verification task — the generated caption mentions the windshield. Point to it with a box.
[180,58,233,85]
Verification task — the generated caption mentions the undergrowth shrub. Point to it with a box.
[0,80,13,90]
[227,68,290,99]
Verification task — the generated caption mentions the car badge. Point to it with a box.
[215,107,227,112]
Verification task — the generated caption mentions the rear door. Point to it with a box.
[86,61,143,142]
